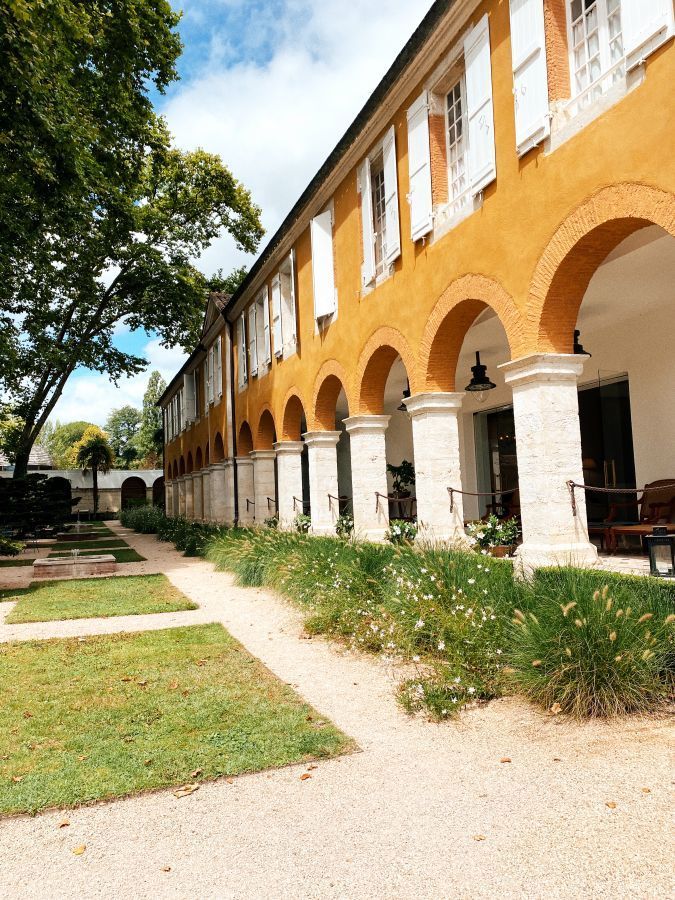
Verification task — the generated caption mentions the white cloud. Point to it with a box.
[49,339,187,427]
[162,0,435,276]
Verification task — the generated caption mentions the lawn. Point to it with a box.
[0,624,353,815]
[4,574,197,623]
[0,558,36,568]
[47,548,146,563]
[49,538,128,551]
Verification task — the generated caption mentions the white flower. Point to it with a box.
[438,641,445,651]
[412,655,421,663]
[454,676,461,684]
[415,619,425,630]
[467,687,476,695]
[451,697,458,704]
[468,578,476,585]
[496,649,502,655]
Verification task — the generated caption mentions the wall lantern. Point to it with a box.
[644,526,675,579]
[574,330,591,357]
[465,352,496,404]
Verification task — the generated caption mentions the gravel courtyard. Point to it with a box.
[0,523,671,899]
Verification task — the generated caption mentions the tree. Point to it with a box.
[4,143,264,478]
[136,371,167,468]
[0,0,182,305]
[207,267,248,295]
[74,427,114,516]
[41,420,96,469]
[105,406,142,469]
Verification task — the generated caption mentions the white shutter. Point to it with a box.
[464,14,497,195]
[215,337,223,399]
[248,304,258,376]
[271,274,283,357]
[622,0,675,70]
[237,315,247,388]
[358,158,376,287]
[183,372,195,423]
[406,91,434,242]
[310,209,337,320]
[202,360,208,413]
[382,125,401,267]
[286,250,298,349]
[262,288,271,365]
[207,347,214,404]
[509,0,550,155]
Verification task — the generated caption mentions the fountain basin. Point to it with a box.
[33,555,117,579]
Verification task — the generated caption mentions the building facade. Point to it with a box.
[161,0,675,568]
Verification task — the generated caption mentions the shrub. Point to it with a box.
[120,505,165,533]
[508,568,675,717]
[0,537,24,557]
[335,514,354,538]
[466,515,519,551]
[121,506,224,557]
[294,513,312,534]
[386,520,418,545]
[264,515,279,529]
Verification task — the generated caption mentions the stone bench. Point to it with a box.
[33,555,117,579]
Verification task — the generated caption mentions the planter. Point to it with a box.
[489,545,514,559]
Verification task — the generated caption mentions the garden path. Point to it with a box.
[0,523,671,899]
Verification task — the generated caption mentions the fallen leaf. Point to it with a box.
[11,776,23,783]
[195,660,206,667]
[641,788,651,794]
[23,711,33,719]
[300,773,312,781]
[473,835,486,842]
[136,679,147,687]
[72,845,86,856]
[168,680,179,691]
[190,769,203,778]
[77,755,88,761]
[307,765,318,771]
[500,757,512,764]
[605,801,617,809]
[226,778,234,785]
[173,784,199,799]
[553,757,562,762]
[58,819,70,829]
[161,866,171,873]
[121,676,132,683]
[549,703,562,715]
[181,690,190,698]
[144,759,152,766]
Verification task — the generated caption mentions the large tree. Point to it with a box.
[4,143,263,477]
[136,371,167,468]
[74,426,114,516]
[0,0,182,299]
[105,406,143,469]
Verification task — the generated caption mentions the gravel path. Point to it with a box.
[0,524,671,899]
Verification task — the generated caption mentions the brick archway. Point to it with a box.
[255,407,277,450]
[355,328,418,415]
[419,274,523,392]
[237,422,253,456]
[279,390,308,441]
[311,360,351,430]
[529,183,675,352]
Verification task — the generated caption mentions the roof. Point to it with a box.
[222,0,455,319]
[0,444,53,469]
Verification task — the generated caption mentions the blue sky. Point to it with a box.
[51,0,435,426]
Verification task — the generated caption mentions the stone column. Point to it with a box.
[177,476,187,518]
[344,416,390,541]
[274,442,305,529]
[192,471,204,522]
[236,457,255,526]
[172,480,180,518]
[209,461,236,525]
[251,450,277,525]
[303,432,341,536]
[185,474,195,520]
[223,459,236,525]
[404,393,469,545]
[165,481,173,517]
[500,354,598,570]
[202,469,211,522]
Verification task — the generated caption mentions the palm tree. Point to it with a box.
[75,428,114,517]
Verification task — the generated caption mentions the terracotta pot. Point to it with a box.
[489,545,512,559]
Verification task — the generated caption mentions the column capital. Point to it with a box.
[236,456,254,467]
[344,415,390,436]
[209,461,227,472]
[274,441,305,456]
[404,392,465,417]
[499,353,588,387]
[250,450,277,461]
[302,430,341,448]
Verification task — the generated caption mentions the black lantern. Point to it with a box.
[574,330,591,357]
[644,526,675,578]
[465,351,496,403]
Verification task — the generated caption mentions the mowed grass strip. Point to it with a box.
[0,624,353,815]
[47,548,146,564]
[5,574,197,623]
[0,559,36,568]
[49,538,128,551]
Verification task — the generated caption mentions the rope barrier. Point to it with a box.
[375,492,416,513]
[246,499,255,511]
[447,486,516,512]
[293,496,310,512]
[266,497,277,511]
[566,481,675,516]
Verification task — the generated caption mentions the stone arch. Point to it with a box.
[419,275,523,391]
[195,446,203,470]
[529,183,675,352]
[255,408,277,450]
[186,451,194,474]
[172,460,178,479]
[152,476,165,507]
[280,390,308,441]
[179,457,186,476]
[355,327,418,415]
[205,442,210,467]
[237,421,254,456]
[121,475,147,509]
[213,432,225,462]
[312,360,351,430]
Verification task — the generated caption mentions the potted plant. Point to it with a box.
[466,515,519,557]
[387,460,416,498]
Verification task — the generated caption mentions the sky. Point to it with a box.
[49,0,436,426]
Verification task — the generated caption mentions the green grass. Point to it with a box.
[47,548,146,564]
[5,574,197,623]
[0,624,353,815]
[0,558,36,568]
[49,538,128,551]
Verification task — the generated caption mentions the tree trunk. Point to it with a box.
[12,445,30,480]
[93,467,99,517]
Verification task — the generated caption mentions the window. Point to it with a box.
[568,0,624,106]
[271,252,298,358]
[254,289,271,371]
[213,335,223,400]
[358,126,401,289]
[445,78,470,214]
[370,152,387,277]
[237,314,247,389]
[310,207,337,320]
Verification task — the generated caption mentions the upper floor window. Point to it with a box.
[445,77,470,214]
[237,314,247,390]
[310,205,338,321]
[370,151,387,278]
[358,127,401,290]
[271,251,298,359]
[569,0,624,106]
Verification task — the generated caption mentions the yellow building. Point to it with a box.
[161,0,675,569]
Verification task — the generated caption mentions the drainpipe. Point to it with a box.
[228,318,239,523]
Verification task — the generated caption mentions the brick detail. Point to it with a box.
[237,422,254,455]
[355,327,419,415]
[419,274,525,392]
[279,389,309,441]
[311,360,351,430]
[544,0,571,102]
[213,432,225,463]
[529,183,675,352]
[255,407,277,450]
[33,557,117,579]
[429,113,449,206]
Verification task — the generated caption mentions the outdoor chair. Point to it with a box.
[606,479,675,553]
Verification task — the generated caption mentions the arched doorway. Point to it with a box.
[121,476,147,509]
[311,365,352,533]
[152,476,165,507]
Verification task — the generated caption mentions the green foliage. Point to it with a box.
[0,474,77,535]
[466,515,519,550]
[294,514,312,534]
[135,371,166,467]
[207,266,248,295]
[119,505,166,534]
[386,520,418,544]
[105,405,142,468]
[121,506,224,557]
[73,426,114,514]
[335,514,354,538]
[264,515,279,529]
[0,536,24,557]
[386,459,416,493]
[39,420,95,469]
